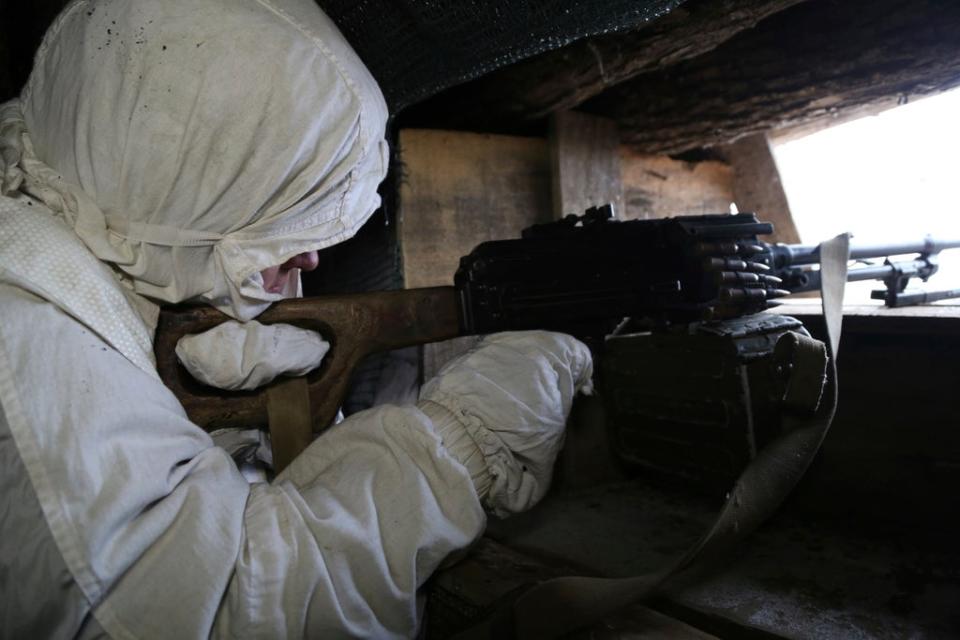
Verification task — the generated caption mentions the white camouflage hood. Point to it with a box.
[1,0,388,321]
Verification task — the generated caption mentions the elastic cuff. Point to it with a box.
[418,400,493,501]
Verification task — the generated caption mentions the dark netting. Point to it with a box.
[317,0,684,112]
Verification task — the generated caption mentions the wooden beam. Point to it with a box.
[403,0,805,129]
[587,0,960,153]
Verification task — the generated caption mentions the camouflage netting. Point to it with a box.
[317,0,684,111]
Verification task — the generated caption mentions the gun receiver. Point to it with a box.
[456,207,783,335]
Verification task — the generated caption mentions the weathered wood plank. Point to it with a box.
[725,133,801,243]
[773,301,960,317]
[620,151,733,220]
[397,129,552,378]
[587,0,960,153]
[550,111,624,218]
[398,129,553,290]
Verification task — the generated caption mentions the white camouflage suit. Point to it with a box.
[0,0,593,637]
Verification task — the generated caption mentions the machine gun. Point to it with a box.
[454,205,960,486]
[156,208,785,435]
[154,205,960,472]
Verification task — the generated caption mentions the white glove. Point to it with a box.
[175,320,328,390]
[417,331,593,518]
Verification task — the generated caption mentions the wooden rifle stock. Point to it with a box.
[154,287,461,438]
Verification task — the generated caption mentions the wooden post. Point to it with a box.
[549,111,624,219]
[548,111,626,489]
[725,133,802,244]
[396,129,552,379]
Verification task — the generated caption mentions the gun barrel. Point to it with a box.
[849,237,960,260]
[881,287,960,307]
[773,235,960,268]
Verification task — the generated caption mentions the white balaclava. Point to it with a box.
[0,0,389,321]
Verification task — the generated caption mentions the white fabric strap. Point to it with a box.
[819,233,851,356]
[104,216,224,248]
